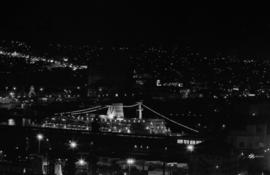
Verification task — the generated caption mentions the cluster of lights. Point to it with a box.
[33,133,139,168]
[0,49,87,71]
[0,86,85,110]
[156,80,183,87]
[264,148,270,153]
[169,112,204,117]
[177,139,202,145]
[126,158,135,165]
[1,132,199,170]
[134,45,270,100]
[134,145,150,150]
[3,42,270,101]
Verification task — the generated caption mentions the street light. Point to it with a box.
[186,144,194,152]
[68,141,78,175]
[69,141,78,150]
[127,158,135,175]
[36,134,44,154]
[186,145,194,175]
[77,158,86,166]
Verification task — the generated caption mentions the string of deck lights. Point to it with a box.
[70,106,109,115]
[69,106,102,114]
[59,104,139,115]
[141,104,199,133]
[57,106,104,115]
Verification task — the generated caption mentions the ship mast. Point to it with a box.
[137,101,143,119]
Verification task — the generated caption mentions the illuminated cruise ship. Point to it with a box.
[41,103,171,135]
[41,102,198,136]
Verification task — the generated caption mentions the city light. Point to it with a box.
[186,145,194,152]
[0,49,88,71]
[127,158,135,175]
[36,134,44,141]
[77,158,86,166]
[126,158,135,165]
[2,7,270,175]
[8,118,15,126]
[36,134,44,154]
[69,141,78,149]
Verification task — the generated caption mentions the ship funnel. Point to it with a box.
[137,102,143,119]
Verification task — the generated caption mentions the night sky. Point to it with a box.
[1,3,270,56]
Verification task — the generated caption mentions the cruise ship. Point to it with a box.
[40,102,201,140]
